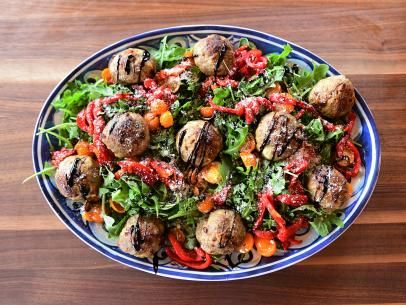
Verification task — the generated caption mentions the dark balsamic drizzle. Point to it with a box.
[315,167,332,204]
[116,55,121,81]
[259,115,277,152]
[177,129,187,153]
[66,157,81,188]
[131,216,144,251]
[187,122,210,167]
[272,115,288,160]
[214,43,227,77]
[153,254,159,274]
[278,126,303,157]
[137,49,151,81]
[124,54,134,74]
[108,120,118,135]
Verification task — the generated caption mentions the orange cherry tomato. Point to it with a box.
[266,82,282,96]
[144,112,160,131]
[82,205,104,223]
[109,199,125,214]
[184,50,193,58]
[200,161,222,184]
[237,232,255,253]
[240,152,258,167]
[200,106,215,118]
[254,236,277,257]
[240,133,256,153]
[150,99,169,115]
[74,141,93,156]
[197,197,214,214]
[101,68,112,83]
[160,111,174,128]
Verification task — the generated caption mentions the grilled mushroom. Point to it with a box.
[118,214,165,258]
[255,111,304,161]
[196,209,246,255]
[108,48,156,85]
[193,34,234,76]
[306,165,350,211]
[176,120,223,168]
[309,75,355,119]
[101,112,150,158]
[55,155,101,202]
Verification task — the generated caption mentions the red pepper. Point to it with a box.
[167,233,204,262]
[234,45,268,77]
[288,177,305,195]
[253,230,277,239]
[275,194,308,207]
[335,135,361,179]
[277,216,308,250]
[284,158,309,175]
[165,247,213,270]
[51,147,76,167]
[343,112,356,134]
[211,185,232,206]
[116,160,159,186]
[253,192,272,230]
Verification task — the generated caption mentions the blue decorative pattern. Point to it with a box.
[32,25,380,281]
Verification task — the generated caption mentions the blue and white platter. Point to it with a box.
[32,25,380,281]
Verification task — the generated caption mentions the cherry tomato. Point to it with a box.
[255,236,277,257]
[82,205,104,223]
[150,99,169,115]
[160,111,174,128]
[237,232,255,253]
[109,199,125,214]
[197,197,214,214]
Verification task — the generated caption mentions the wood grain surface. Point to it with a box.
[1,0,405,304]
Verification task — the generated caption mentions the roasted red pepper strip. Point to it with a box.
[211,185,232,206]
[167,233,204,262]
[253,192,272,230]
[165,247,213,270]
[275,194,308,207]
[234,45,268,77]
[51,147,76,167]
[116,160,159,186]
[343,112,356,134]
[277,216,308,250]
[253,230,277,240]
[288,177,305,195]
[284,158,309,175]
[335,135,361,179]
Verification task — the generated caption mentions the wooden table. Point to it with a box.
[1,0,405,304]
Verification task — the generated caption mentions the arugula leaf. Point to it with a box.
[238,38,257,49]
[22,161,56,184]
[305,118,344,142]
[237,67,285,98]
[151,36,188,70]
[287,62,329,100]
[267,44,292,67]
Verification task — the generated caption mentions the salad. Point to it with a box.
[33,34,361,270]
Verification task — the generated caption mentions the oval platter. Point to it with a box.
[32,25,381,281]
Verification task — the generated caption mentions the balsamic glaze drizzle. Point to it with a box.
[214,43,227,76]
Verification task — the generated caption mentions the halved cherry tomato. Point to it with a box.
[240,152,258,167]
[150,99,169,115]
[254,236,277,257]
[160,111,174,128]
[200,161,222,184]
[184,50,193,58]
[144,112,160,131]
[200,106,215,118]
[237,232,255,253]
[82,205,104,223]
[197,197,214,214]
[74,141,93,156]
[109,199,125,214]
[101,68,112,83]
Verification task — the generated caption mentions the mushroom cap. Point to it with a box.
[193,34,234,76]
[55,155,101,202]
[118,214,165,258]
[255,111,304,161]
[309,75,355,119]
[108,48,156,85]
[101,112,150,158]
[196,209,246,255]
[306,165,350,211]
[176,120,223,167]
